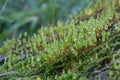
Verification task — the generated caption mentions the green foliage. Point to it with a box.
[0,0,120,80]
[0,0,89,40]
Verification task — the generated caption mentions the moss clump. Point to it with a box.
[0,0,120,80]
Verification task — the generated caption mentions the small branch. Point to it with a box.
[0,68,15,77]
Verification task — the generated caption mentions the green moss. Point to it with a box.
[0,0,120,79]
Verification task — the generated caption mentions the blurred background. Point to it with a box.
[0,0,91,46]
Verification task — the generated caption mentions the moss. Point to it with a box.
[0,0,120,80]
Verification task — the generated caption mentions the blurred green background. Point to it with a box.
[0,0,90,46]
